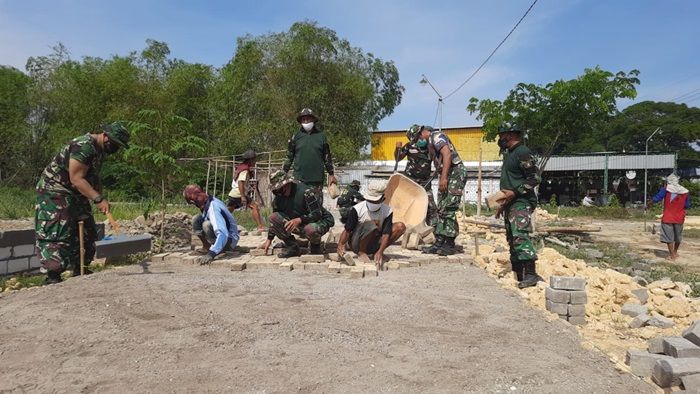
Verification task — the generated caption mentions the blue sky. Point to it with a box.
[1,0,699,130]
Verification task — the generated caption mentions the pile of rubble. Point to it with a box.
[457,212,700,371]
[114,212,193,251]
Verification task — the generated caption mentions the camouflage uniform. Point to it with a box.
[429,130,467,239]
[399,126,438,226]
[267,171,335,255]
[500,140,541,282]
[35,134,103,273]
[336,183,364,224]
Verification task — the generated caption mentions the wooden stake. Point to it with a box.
[78,220,85,276]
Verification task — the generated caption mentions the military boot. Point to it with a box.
[44,270,63,285]
[518,261,544,289]
[278,244,301,258]
[437,237,458,256]
[309,243,323,255]
[421,235,444,254]
[511,261,524,281]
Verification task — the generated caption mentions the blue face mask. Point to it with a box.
[415,139,428,148]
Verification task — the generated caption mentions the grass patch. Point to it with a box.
[685,228,700,239]
[0,186,34,219]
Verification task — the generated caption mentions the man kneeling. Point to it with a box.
[337,180,406,268]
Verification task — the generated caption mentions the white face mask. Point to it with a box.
[366,201,382,212]
[301,122,314,131]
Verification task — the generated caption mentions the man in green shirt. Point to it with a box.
[259,170,335,257]
[35,122,130,284]
[395,124,437,226]
[495,124,543,288]
[283,108,337,203]
[336,180,364,224]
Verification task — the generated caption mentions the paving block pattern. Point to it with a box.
[549,276,586,291]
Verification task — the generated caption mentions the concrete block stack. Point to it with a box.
[401,223,435,250]
[625,320,700,391]
[0,229,40,275]
[544,276,587,325]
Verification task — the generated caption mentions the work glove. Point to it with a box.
[197,254,215,265]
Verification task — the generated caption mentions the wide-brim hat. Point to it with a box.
[364,179,387,203]
[102,122,130,148]
[241,149,258,160]
[296,108,318,123]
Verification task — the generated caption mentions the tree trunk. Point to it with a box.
[160,178,166,253]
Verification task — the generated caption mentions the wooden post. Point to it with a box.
[222,161,228,201]
[78,220,85,275]
[205,160,211,194]
[213,160,219,198]
[476,142,483,218]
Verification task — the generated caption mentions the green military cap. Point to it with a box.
[269,170,298,191]
[406,124,421,141]
[497,123,524,134]
[102,121,130,148]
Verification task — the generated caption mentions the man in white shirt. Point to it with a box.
[337,180,406,268]
[227,149,266,230]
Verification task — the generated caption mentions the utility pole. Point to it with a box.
[644,127,662,231]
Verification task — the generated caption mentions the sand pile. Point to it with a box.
[459,214,700,367]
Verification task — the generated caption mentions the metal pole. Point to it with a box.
[205,160,211,194]
[213,160,219,198]
[476,142,483,217]
[603,152,609,197]
[644,127,661,231]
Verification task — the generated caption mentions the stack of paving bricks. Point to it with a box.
[544,275,587,325]
[625,320,700,391]
[400,223,436,250]
[0,229,39,275]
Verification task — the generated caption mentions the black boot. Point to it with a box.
[309,243,323,255]
[437,237,457,256]
[511,261,524,281]
[278,244,301,258]
[518,260,544,289]
[422,235,444,254]
[45,270,63,285]
[73,265,93,276]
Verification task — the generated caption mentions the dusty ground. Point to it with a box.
[0,251,652,393]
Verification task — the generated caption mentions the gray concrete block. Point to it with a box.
[406,233,421,250]
[292,262,306,271]
[0,229,35,248]
[0,246,11,259]
[327,262,341,273]
[567,304,586,317]
[304,262,329,272]
[625,349,673,377]
[549,276,586,291]
[652,358,700,388]
[649,337,669,354]
[249,249,266,256]
[681,373,700,392]
[7,257,29,273]
[12,244,35,257]
[300,254,326,263]
[649,315,676,329]
[569,290,588,305]
[246,260,280,270]
[363,265,378,277]
[621,303,648,318]
[545,299,568,315]
[545,286,570,303]
[662,337,700,358]
[29,256,41,269]
[0,260,7,275]
[343,254,356,266]
[683,320,700,347]
[632,288,649,304]
[230,261,246,271]
[630,314,650,329]
[384,261,400,270]
[567,316,586,325]
[349,267,364,279]
[95,234,152,258]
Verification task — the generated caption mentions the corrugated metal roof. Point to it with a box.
[543,154,675,171]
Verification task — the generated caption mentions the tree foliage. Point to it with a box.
[467,67,640,171]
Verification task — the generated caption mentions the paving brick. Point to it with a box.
[384,261,400,270]
[413,223,434,238]
[632,288,649,304]
[246,261,280,270]
[648,337,669,354]
[569,290,588,305]
[0,229,35,248]
[567,316,586,325]
[406,233,421,250]
[567,304,586,317]
[545,299,568,315]
[342,254,357,266]
[327,262,341,273]
[304,262,329,272]
[339,265,353,275]
[621,303,648,318]
[681,373,700,392]
[151,253,169,263]
[549,276,586,291]
[300,254,326,263]
[95,234,152,258]
[277,261,293,271]
[545,287,571,303]
[410,259,423,267]
[328,253,342,262]
[630,314,650,329]
[649,315,675,329]
[401,232,410,249]
[12,244,35,257]
[292,262,307,271]
[446,256,461,263]
[249,249,266,256]
[0,246,11,259]
[230,261,247,271]
[662,337,700,358]
[625,349,673,377]
[683,320,700,347]
[349,267,364,279]
[363,265,378,277]
[7,257,29,273]
[182,255,199,264]
[652,358,700,388]
[422,232,436,245]
[395,261,411,269]
[164,252,186,263]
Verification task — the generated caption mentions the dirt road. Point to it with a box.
[0,259,651,393]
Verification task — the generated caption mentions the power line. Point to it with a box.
[670,87,700,102]
[442,0,539,100]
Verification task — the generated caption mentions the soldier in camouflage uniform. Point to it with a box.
[395,124,437,226]
[495,124,543,289]
[259,170,335,257]
[35,122,130,284]
[336,180,364,224]
[283,108,337,204]
[417,126,468,256]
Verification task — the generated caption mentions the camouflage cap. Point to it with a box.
[296,108,318,123]
[497,123,524,134]
[269,170,298,191]
[350,180,361,187]
[406,124,421,141]
[102,121,130,148]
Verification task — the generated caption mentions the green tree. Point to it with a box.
[467,67,640,172]
[210,21,404,163]
[0,66,31,183]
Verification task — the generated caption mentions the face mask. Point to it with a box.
[366,201,382,212]
[415,139,428,148]
[497,137,509,150]
[301,122,314,132]
[104,140,120,154]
